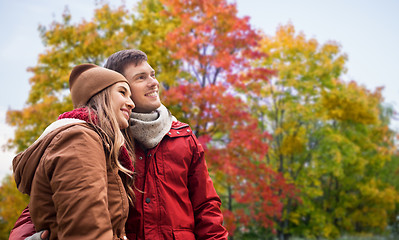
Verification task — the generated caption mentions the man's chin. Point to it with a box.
[133,103,162,114]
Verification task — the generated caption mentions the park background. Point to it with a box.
[1,0,399,239]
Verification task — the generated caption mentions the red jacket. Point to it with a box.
[127,120,227,239]
[9,121,227,240]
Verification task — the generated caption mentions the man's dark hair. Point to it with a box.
[104,49,148,75]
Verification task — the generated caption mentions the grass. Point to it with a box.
[290,234,396,240]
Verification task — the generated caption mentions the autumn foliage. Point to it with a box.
[251,24,398,239]
[0,176,29,237]
[2,0,399,239]
[154,0,298,234]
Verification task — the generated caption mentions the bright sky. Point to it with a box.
[1,0,398,179]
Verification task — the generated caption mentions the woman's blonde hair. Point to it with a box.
[85,86,135,204]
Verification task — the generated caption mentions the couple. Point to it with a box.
[10,49,228,240]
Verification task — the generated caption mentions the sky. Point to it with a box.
[0,0,399,179]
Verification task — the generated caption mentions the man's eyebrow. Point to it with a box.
[132,72,147,78]
[132,70,155,78]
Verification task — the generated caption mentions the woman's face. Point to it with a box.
[109,82,134,129]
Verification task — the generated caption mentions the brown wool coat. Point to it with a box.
[13,122,128,240]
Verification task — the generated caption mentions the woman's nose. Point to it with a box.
[127,98,135,110]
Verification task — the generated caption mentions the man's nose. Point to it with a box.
[148,76,159,87]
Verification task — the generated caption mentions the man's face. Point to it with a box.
[123,61,161,113]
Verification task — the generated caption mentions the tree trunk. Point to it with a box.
[228,184,234,240]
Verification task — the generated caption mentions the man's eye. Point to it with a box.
[120,91,126,96]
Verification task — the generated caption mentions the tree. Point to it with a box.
[250,23,399,239]
[0,175,29,239]
[380,152,399,236]
[128,0,183,86]
[6,3,132,152]
[151,0,298,236]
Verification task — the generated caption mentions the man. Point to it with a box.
[9,49,228,240]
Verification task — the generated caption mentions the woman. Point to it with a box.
[12,64,135,240]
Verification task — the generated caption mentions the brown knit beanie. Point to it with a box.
[69,63,129,108]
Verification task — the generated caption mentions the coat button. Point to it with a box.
[187,129,190,132]
[139,157,143,160]
[177,131,180,134]
[145,198,151,203]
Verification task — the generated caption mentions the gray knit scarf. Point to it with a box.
[129,104,176,149]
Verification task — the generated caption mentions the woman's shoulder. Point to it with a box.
[43,123,108,162]
[35,122,102,150]
[63,122,97,133]
[37,121,110,158]
[53,122,103,143]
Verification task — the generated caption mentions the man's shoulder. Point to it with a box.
[162,120,202,152]
[171,120,190,129]
[165,120,194,138]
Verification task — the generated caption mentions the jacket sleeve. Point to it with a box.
[33,127,113,239]
[187,135,228,240]
[9,206,36,240]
